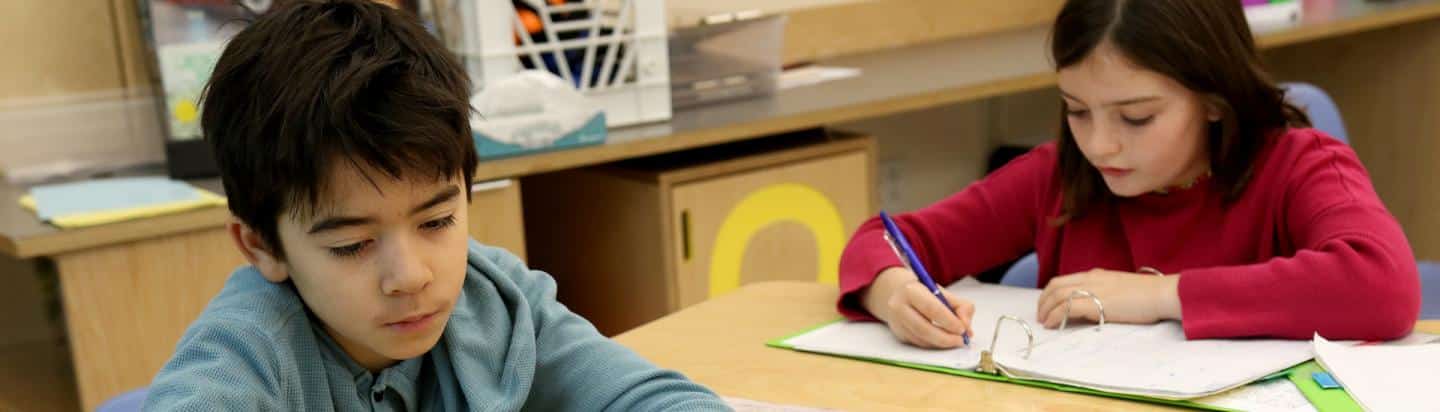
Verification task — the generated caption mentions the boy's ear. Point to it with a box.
[227,220,290,283]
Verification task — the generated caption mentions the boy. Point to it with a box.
[144,1,728,410]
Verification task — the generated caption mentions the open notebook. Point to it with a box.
[779,279,1315,400]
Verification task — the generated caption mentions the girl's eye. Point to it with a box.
[1122,115,1155,126]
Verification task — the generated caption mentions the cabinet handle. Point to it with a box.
[681,209,692,261]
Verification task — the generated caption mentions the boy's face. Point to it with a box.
[241,163,470,372]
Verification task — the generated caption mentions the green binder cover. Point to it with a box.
[766,320,1365,411]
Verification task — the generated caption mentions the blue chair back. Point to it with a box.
[1281,82,1349,143]
[97,388,148,412]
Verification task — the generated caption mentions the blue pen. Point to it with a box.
[878,211,970,345]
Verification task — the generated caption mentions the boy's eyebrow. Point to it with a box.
[1059,90,1162,107]
[307,186,460,235]
[411,186,461,215]
[308,216,374,235]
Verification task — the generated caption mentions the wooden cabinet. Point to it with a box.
[525,131,876,335]
[467,179,527,260]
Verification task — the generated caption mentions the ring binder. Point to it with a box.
[1058,290,1106,331]
[978,315,1035,374]
[780,280,1320,400]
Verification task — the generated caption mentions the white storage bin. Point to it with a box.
[436,0,671,127]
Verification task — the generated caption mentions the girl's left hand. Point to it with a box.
[1036,268,1182,329]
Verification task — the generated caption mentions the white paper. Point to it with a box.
[1313,334,1440,412]
[722,397,837,412]
[1245,1,1303,34]
[784,279,1060,370]
[998,321,1313,399]
[777,66,862,90]
[1194,378,1316,412]
[784,279,1315,400]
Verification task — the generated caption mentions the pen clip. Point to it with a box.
[882,232,912,272]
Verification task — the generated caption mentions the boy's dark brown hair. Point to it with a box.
[202,0,476,258]
[1050,0,1310,222]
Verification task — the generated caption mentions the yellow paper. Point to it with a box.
[20,189,227,229]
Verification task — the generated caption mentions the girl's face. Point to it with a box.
[1058,42,1221,197]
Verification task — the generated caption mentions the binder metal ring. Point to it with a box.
[978,315,1035,374]
[1058,290,1106,331]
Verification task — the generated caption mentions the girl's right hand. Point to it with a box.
[860,267,975,349]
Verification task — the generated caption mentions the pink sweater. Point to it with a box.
[838,128,1420,340]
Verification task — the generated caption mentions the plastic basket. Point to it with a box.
[436,0,671,127]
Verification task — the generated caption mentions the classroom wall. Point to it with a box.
[0,0,149,103]
[837,102,989,213]
[990,88,1062,148]
[669,0,1063,65]
[832,87,1060,214]
[2,0,1062,103]
[0,1,159,182]
[5,0,1431,256]
[1263,20,1440,261]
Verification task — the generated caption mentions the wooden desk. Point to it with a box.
[4,0,1440,409]
[616,281,1440,411]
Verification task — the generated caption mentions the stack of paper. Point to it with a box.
[1313,334,1440,411]
[21,177,225,228]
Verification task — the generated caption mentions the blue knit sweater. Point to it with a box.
[144,241,728,411]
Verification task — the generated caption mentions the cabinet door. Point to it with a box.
[467,179,527,261]
[670,151,871,308]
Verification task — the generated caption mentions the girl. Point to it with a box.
[838,0,1421,349]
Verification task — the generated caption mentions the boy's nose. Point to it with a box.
[381,238,432,295]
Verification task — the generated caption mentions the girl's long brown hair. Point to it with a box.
[1050,0,1310,223]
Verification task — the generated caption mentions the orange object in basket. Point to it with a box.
[514,8,543,44]
[518,9,542,34]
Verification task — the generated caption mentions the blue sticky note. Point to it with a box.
[1312,371,1342,389]
[31,177,201,221]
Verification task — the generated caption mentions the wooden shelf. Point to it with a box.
[2,0,1439,259]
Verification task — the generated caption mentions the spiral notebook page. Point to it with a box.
[783,279,1062,370]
